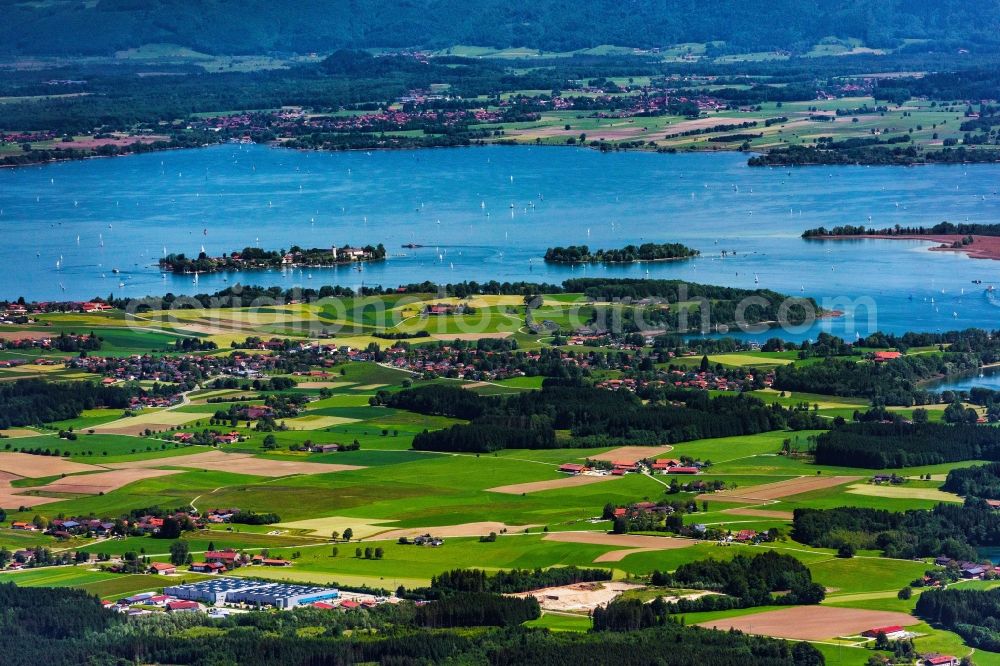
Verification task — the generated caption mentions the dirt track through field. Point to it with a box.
[696,606,918,641]
[487,474,618,494]
[697,475,861,503]
[594,547,667,562]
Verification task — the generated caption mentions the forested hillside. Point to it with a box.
[2,0,1000,56]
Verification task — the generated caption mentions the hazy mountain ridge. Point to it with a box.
[1,0,998,57]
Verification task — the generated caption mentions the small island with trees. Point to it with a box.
[801,222,1000,262]
[159,244,387,274]
[543,243,698,264]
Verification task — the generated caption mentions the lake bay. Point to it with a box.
[2,144,999,340]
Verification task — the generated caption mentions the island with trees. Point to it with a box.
[544,243,699,264]
[158,244,387,274]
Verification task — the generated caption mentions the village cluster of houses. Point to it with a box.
[68,349,284,385]
[102,591,203,616]
[149,549,293,576]
[594,368,771,394]
[8,505,251,543]
[173,430,243,445]
[932,555,1000,581]
[559,457,704,478]
[1,300,111,321]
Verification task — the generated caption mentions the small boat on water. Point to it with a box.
[402,243,424,249]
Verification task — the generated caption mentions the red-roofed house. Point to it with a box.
[873,351,902,362]
[312,601,337,610]
[666,466,700,474]
[204,550,239,565]
[339,600,360,609]
[862,625,908,640]
[920,656,959,666]
[82,302,112,313]
[149,562,176,575]
[166,601,201,612]
[190,561,227,573]
[559,463,587,475]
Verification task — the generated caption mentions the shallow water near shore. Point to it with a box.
[2,144,1000,340]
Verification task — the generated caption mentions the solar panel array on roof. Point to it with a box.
[163,577,339,609]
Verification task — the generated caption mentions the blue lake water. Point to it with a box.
[2,144,1000,341]
[978,547,1000,565]
[927,365,1000,393]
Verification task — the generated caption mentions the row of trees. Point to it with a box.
[648,551,825,608]
[803,221,1000,238]
[915,587,1000,652]
[0,378,136,429]
[424,566,611,596]
[814,421,1000,469]
[772,352,986,406]
[942,462,1000,499]
[791,500,1000,560]
[408,383,815,453]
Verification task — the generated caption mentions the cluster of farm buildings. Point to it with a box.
[560,457,706,477]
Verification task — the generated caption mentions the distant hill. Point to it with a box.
[1,0,997,57]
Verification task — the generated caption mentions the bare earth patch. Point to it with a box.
[431,332,513,341]
[277,516,399,539]
[512,581,643,612]
[93,422,181,436]
[845,483,961,503]
[0,453,102,477]
[106,450,363,477]
[33,468,181,495]
[0,428,44,439]
[373,522,538,540]
[461,381,493,390]
[296,381,356,389]
[698,475,861,503]
[587,446,674,463]
[696,606,918,641]
[487,474,619,495]
[0,470,62,508]
[722,507,795,520]
[543,532,695,550]
[0,330,54,341]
